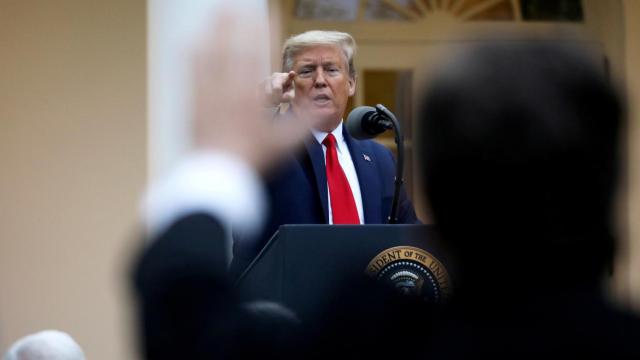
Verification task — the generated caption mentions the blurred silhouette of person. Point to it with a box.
[231,30,418,276]
[417,40,640,358]
[133,4,313,359]
[4,330,85,360]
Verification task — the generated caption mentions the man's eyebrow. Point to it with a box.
[297,58,317,64]
[296,58,339,65]
[321,60,339,66]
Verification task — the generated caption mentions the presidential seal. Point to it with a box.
[365,246,451,304]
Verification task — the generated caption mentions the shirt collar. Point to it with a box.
[311,121,345,147]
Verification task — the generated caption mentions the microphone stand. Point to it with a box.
[374,104,404,224]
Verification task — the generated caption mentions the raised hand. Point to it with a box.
[261,71,296,106]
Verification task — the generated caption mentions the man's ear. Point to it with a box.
[348,77,356,97]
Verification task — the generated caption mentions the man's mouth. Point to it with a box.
[312,94,331,104]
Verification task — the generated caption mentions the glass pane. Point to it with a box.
[521,0,583,21]
[364,0,414,20]
[295,0,359,21]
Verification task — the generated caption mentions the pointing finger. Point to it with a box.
[284,71,296,84]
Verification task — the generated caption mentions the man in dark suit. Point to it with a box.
[134,24,420,358]
[232,30,418,274]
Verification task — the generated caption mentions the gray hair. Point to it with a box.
[4,330,85,360]
[282,30,357,79]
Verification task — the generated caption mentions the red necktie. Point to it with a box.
[322,134,360,224]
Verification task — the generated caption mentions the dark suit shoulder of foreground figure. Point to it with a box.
[133,213,303,359]
[133,213,233,359]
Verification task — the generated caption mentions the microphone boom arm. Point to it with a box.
[374,104,403,224]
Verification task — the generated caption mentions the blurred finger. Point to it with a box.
[281,86,295,102]
[270,75,284,99]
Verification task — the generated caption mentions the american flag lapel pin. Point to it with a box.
[362,154,371,162]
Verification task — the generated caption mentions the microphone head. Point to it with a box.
[346,106,380,140]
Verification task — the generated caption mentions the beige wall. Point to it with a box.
[0,1,146,359]
[623,0,640,311]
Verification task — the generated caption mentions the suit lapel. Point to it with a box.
[343,128,382,224]
[303,136,329,223]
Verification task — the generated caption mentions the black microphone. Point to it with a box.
[346,104,405,224]
[346,106,393,140]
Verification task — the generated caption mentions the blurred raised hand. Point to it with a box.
[191,4,311,174]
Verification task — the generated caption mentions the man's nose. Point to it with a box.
[313,68,327,87]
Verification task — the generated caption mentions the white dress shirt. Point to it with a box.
[311,121,365,224]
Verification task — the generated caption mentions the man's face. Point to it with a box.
[290,45,356,132]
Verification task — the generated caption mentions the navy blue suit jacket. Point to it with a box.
[231,125,418,274]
